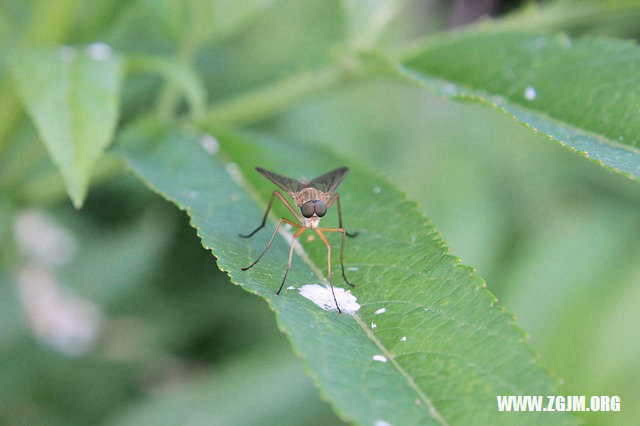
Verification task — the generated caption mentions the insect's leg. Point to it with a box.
[274,191,305,224]
[315,229,342,314]
[241,218,302,271]
[318,227,355,288]
[326,193,358,238]
[276,227,306,295]
[239,190,303,238]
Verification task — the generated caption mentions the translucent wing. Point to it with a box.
[256,167,307,196]
[308,167,349,193]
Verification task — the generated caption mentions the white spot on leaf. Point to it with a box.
[298,284,360,314]
[375,420,391,426]
[374,307,386,315]
[287,286,295,290]
[373,186,382,194]
[199,133,219,154]
[225,162,243,185]
[86,42,112,61]
[524,86,537,101]
[373,354,387,363]
[401,336,407,342]
[371,322,377,329]
[347,266,359,271]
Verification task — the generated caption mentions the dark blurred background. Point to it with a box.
[1,0,639,425]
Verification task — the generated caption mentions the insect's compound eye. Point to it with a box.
[301,201,315,218]
[314,200,327,217]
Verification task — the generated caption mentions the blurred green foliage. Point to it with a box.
[1,0,640,425]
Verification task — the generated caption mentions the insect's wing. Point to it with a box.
[308,167,349,193]
[256,167,306,196]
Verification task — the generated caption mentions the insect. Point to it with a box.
[239,166,358,313]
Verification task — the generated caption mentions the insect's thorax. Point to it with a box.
[293,188,326,206]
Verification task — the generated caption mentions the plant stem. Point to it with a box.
[155,36,198,120]
[197,66,345,128]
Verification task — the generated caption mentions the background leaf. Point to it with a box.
[11,45,123,207]
[116,121,575,425]
[108,342,340,426]
[341,0,404,49]
[400,31,640,182]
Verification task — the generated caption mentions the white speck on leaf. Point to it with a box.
[347,266,359,271]
[374,307,386,315]
[401,336,407,342]
[298,284,360,314]
[199,133,219,154]
[225,162,243,185]
[373,186,382,194]
[373,355,387,363]
[186,190,198,199]
[371,322,377,329]
[287,286,295,290]
[86,42,112,61]
[375,420,391,426]
[443,83,456,95]
[524,86,537,101]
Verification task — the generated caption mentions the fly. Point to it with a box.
[239,166,358,313]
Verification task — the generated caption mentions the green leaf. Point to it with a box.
[10,45,123,207]
[115,120,575,425]
[400,31,640,182]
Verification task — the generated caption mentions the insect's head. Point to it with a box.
[300,200,327,218]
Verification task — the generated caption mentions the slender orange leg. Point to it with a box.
[318,227,354,288]
[241,218,302,271]
[239,190,303,237]
[315,229,342,314]
[326,193,358,237]
[276,227,306,295]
